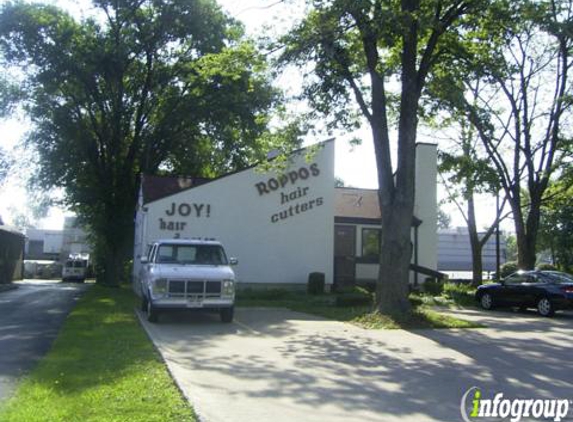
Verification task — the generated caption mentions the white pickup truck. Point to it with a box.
[138,239,237,323]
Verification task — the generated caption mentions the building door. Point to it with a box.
[334,225,356,290]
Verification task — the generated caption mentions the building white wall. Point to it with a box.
[135,141,335,286]
[25,229,63,255]
[43,232,63,254]
[414,143,438,272]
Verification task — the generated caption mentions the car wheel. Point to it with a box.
[537,297,554,317]
[480,293,494,310]
[220,307,234,323]
[147,298,159,323]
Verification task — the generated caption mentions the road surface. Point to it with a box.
[0,280,88,401]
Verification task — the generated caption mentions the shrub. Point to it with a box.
[357,281,376,293]
[238,288,291,301]
[335,290,372,307]
[442,282,476,306]
[423,279,443,296]
[307,272,325,295]
[536,263,557,271]
[500,261,518,278]
[409,294,424,308]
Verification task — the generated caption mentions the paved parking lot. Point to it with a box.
[138,307,573,422]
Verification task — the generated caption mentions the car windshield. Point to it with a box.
[539,271,573,284]
[156,244,228,265]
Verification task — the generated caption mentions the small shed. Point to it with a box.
[0,225,25,284]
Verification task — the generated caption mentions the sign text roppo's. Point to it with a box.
[254,163,324,223]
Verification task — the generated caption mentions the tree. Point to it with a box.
[0,0,298,286]
[0,74,21,118]
[538,181,573,271]
[0,147,10,187]
[438,118,507,285]
[428,0,573,270]
[437,204,452,230]
[0,76,20,187]
[280,0,485,314]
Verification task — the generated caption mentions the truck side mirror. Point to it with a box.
[229,258,238,266]
[140,256,149,264]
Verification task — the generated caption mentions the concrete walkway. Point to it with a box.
[138,307,573,422]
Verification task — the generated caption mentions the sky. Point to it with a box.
[0,0,503,232]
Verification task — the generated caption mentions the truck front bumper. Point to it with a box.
[150,296,234,309]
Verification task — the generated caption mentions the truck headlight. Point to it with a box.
[152,279,167,296]
[222,280,235,296]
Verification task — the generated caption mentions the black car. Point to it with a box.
[475,271,573,317]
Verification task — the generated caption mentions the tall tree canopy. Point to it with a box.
[538,176,573,271]
[0,0,298,285]
[438,118,505,285]
[280,0,486,313]
[427,0,573,270]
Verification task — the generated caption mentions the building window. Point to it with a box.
[362,228,381,260]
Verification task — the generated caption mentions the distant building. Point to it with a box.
[26,229,63,261]
[61,217,91,260]
[438,227,507,275]
[0,225,25,284]
[24,217,91,262]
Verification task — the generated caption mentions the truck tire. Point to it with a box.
[141,295,148,312]
[220,307,234,323]
[147,299,159,323]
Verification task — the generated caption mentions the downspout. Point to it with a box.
[414,225,419,287]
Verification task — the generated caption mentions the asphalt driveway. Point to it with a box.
[138,307,573,422]
[0,280,88,401]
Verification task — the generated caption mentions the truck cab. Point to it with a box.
[138,239,237,323]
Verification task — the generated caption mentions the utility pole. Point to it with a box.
[496,193,501,280]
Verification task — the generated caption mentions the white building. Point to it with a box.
[438,227,507,277]
[133,140,439,290]
[25,218,91,262]
[61,217,91,259]
[25,229,63,261]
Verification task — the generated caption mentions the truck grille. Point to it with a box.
[167,280,222,299]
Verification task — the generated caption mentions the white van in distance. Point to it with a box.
[62,258,88,282]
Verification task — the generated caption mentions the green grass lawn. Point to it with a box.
[236,289,483,329]
[0,285,195,422]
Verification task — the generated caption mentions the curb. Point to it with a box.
[134,309,205,422]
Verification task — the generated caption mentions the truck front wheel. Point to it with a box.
[147,298,159,323]
[220,307,234,323]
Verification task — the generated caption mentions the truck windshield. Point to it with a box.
[65,260,87,268]
[156,244,228,265]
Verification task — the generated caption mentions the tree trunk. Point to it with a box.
[376,198,413,315]
[95,224,133,287]
[467,195,483,286]
[373,5,419,315]
[94,178,136,287]
[513,195,540,271]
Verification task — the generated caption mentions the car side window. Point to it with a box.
[505,275,523,285]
